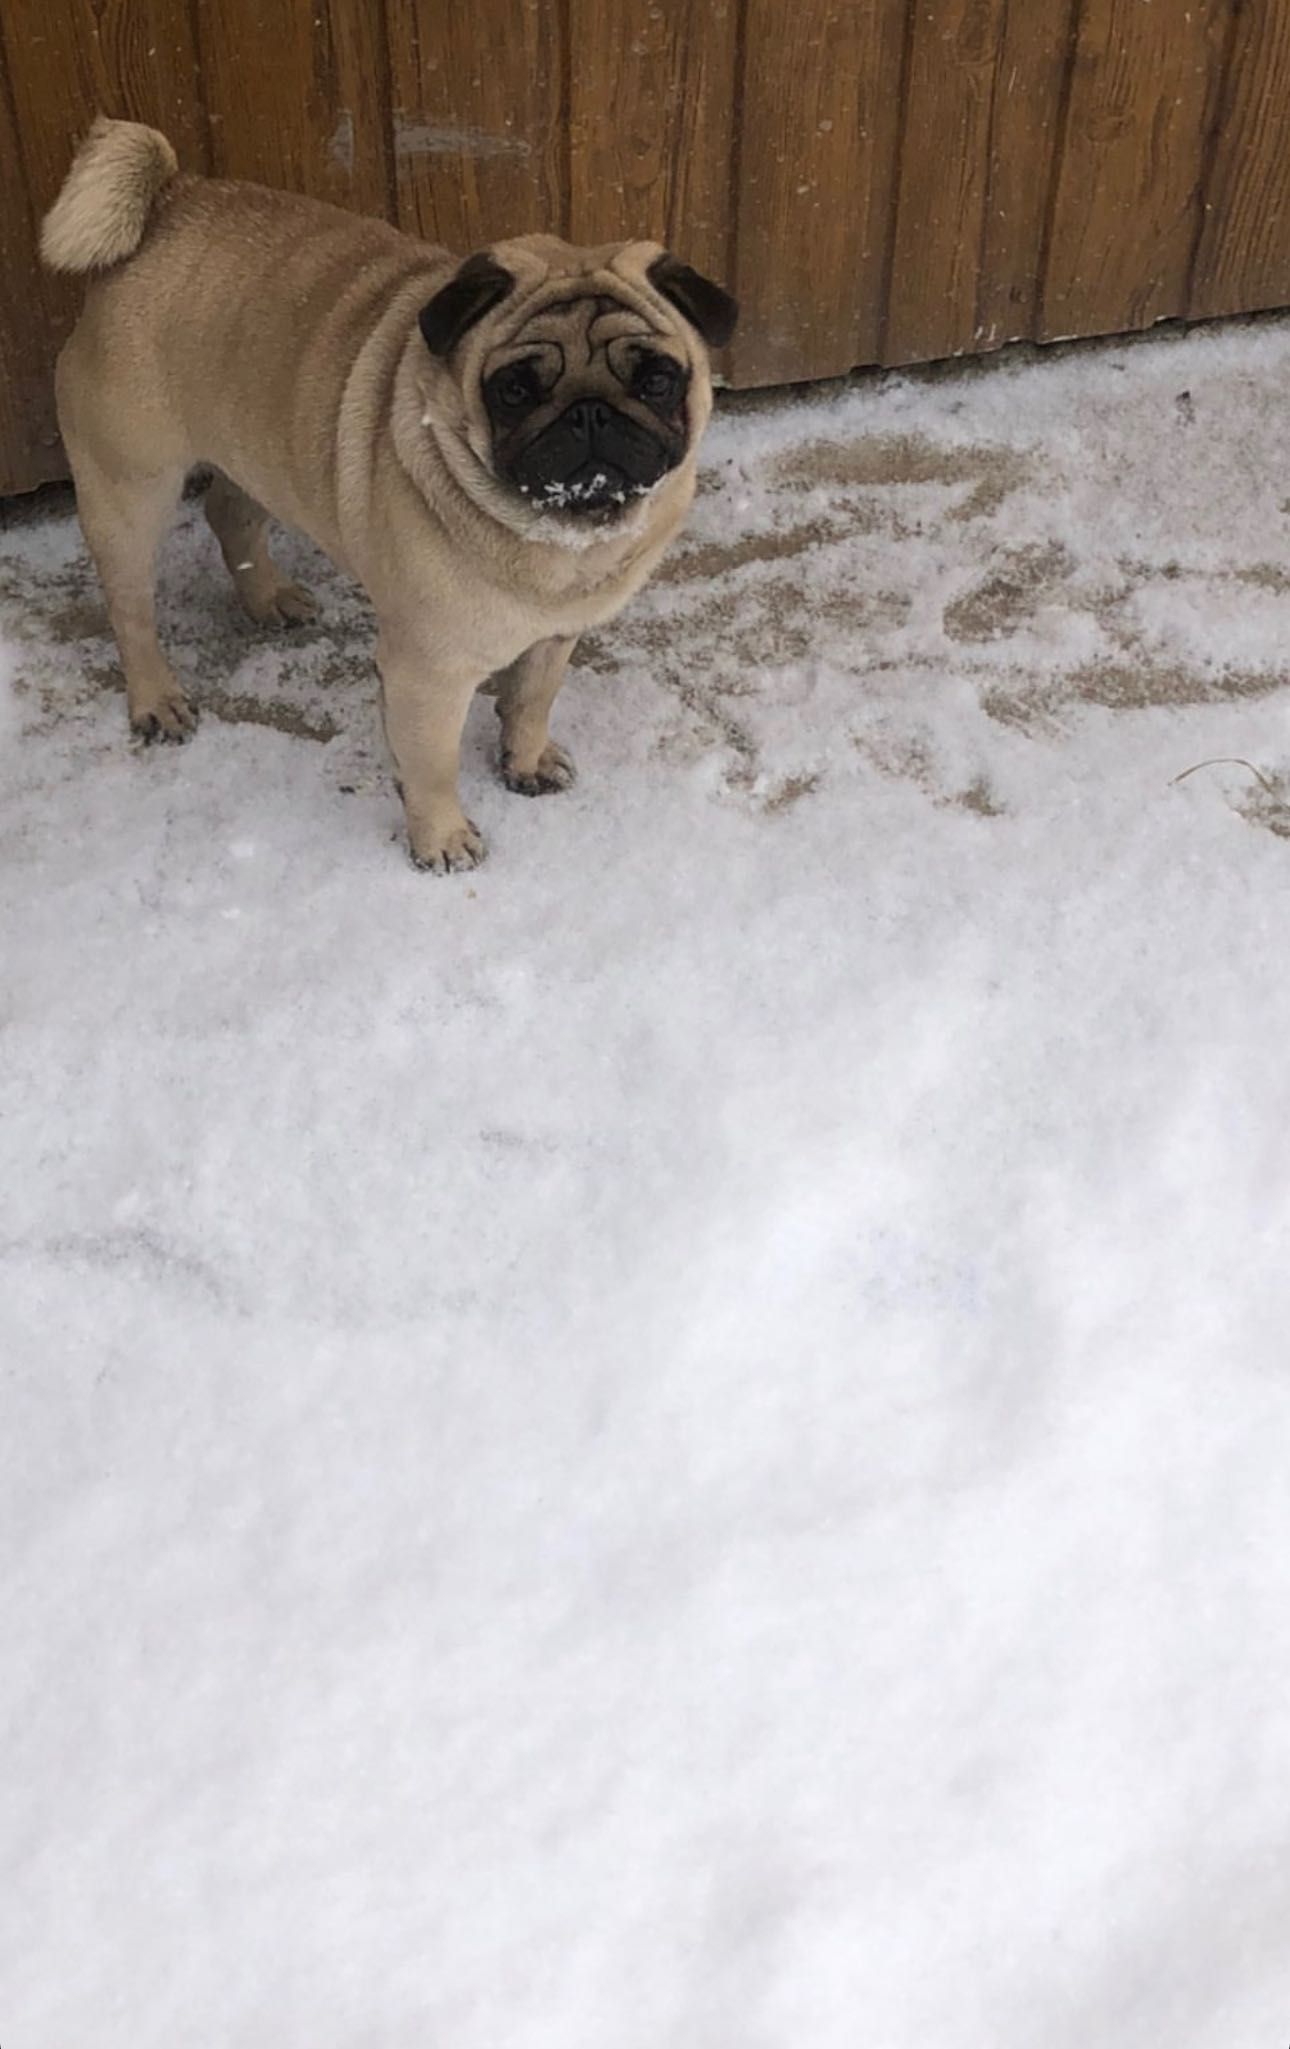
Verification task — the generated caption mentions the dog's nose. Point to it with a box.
[564,399,614,444]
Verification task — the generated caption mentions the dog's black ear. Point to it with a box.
[419,254,515,357]
[647,254,738,349]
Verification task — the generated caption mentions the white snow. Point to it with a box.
[4,318,1290,2048]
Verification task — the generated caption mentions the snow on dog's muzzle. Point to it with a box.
[510,398,674,516]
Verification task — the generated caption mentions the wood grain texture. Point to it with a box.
[1040,0,1232,341]
[0,30,63,492]
[884,0,1009,365]
[193,0,392,217]
[0,0,208,492]
[1190,0,1290,320]
[565,0,737,288]
[7,0,1290,493]
[975,0,1076,351]
[734,0,908,385]
[385,0,566,253]
[0,0,206,212]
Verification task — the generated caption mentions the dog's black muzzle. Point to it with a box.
[509,400,678,515]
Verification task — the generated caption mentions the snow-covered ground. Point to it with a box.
[4,318,1290,2047]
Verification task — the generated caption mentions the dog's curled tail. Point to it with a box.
[41,117,177,274]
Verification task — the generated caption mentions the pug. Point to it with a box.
[41,118,737,871]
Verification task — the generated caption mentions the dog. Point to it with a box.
[41,119,737,871]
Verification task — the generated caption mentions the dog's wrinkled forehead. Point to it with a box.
[484,288,671,375]
[420,237,736,378]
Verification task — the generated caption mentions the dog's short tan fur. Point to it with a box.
[43,118,734,870]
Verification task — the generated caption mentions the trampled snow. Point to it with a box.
[4,318,1290,2046]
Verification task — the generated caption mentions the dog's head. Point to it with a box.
[415,238,737,527]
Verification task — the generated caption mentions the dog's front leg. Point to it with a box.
[377,626,487,874]
[495,635,578,795]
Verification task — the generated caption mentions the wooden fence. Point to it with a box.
[3,0,1290,494]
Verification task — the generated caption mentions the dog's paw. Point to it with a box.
[130,683,198,744]
[502,743,576,796]
[408,819,487,875]
[241,579,318,629]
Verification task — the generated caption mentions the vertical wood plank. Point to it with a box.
[0,0,206,222]
[0,0,208,495]
[384,0,566,254]
[565,0,738,289]
[1189,1,1290,321]
[733,0,908,386]
[193,0,393,219]
[0,32,63,492]
[975,0,1077,351]
[883,0,1009,366]
[1040,0,1232,342]
[8,0,1290,493]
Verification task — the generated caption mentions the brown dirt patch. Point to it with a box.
[978,676,1069,734]
[854,729,1004,815]
[660,505,889,585]
[1232,563,1290,595]
[762,771,822,815]
[1071,655,1283,712]
[197,684,340,743]
[772,432,1031,522]
[944,542,1074,643]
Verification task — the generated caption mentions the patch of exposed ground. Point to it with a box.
[981,649,1286,734]
[772,432,1032,522]
[853,728,1005,817]
[1240,776,1290,839]
[661,506,891,585]
[1071,653,1284,713]
[958,559,1288,732]
[1169,757,1290,841]
[944,543,1075,642]
[9,379,1290,821]
[761,770,823,815]
[0,513,370,746]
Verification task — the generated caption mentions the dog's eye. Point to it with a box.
[637,362,680,404]
[492,366,537,411]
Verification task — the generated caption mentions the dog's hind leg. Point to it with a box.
[65,443,195,742]
[204,472,317,628]
[55,322,195,742]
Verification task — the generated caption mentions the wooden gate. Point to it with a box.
[3,0,1289,495]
